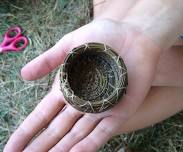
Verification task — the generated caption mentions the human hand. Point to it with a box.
[4,19,161,152]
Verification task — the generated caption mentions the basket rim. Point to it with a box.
[60,42,128,113]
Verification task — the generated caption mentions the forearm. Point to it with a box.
[153,46,183,87]
[118,86,183,133]
[93,0,138,20]
[123,0,183,49]
[93,0,183,46]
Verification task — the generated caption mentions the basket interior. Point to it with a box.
[66,48,119,102]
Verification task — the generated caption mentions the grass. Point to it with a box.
[0,0,183,152]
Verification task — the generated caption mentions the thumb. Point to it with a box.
[21,33,72,80]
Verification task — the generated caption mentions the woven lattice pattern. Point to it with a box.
[60,43,128,113]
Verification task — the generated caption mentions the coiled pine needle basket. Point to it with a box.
[60,43,128,113]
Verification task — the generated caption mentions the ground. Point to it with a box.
[0,0,183,152]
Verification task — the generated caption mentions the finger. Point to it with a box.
[70,117,116,152]
[24,105,83,152]
[21,33,72,81]
[21,20,123,81]
[4,90,65,152]
[49,114,101,152]
[119,87,183,134]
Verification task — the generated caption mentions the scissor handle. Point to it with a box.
[1,26,22,47]
[1,36,28,52]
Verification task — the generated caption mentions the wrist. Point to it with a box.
[123,0,183,49]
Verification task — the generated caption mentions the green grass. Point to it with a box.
[0,0,183,152]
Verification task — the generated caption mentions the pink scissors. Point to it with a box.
[0,26,28,53]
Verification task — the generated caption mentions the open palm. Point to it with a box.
[4,19,161,152]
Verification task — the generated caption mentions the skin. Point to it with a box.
[93,0,139,20]
[94,0,183,46]
[4,0,183,152]
[119,86,183,133]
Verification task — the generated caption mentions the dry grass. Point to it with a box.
[0,0,183,152]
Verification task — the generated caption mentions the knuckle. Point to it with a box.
[44,54,55,71]
[70,146,86,152]
[98,123,114,137]
[47,125,61,139]
[50,146,67,152]
[69,128,84,141]
[58,33,73,54]
[23,146,36,152]
[51,90,64,104]
[33,107,49,125]
[84,114,100,123]
[66,106,82,118]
